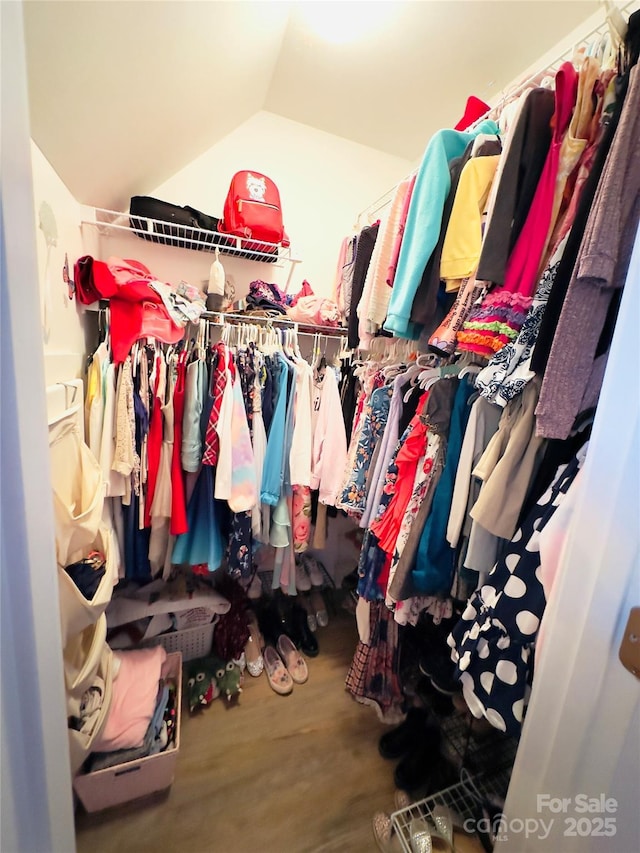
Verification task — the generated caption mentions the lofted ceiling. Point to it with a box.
[23,0,596,209]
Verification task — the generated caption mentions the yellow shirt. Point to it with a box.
[440,155,500,284]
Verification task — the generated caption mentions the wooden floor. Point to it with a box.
[75,604,400,853]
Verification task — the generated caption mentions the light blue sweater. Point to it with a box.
[384,120,500,339]
[260,356,290,506]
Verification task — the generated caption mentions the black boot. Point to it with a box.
[393,724,442,792]
[290,602,319,657]
[378,707,429,760]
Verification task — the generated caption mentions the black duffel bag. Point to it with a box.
[129,195,278,262]
[129,196,224,250]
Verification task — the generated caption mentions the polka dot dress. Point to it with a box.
[448,453,582,735]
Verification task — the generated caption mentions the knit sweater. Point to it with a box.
[358,177,414,344]
[535,64,640,439]
[530,72,628,375]
[383,120,500,340]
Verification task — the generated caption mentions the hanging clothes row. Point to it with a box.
[342,7,639,731]
[84,300,351,592]
[337,12,638,446]
[344,356,592,725]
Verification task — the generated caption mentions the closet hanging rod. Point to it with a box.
[476,0,638,123]
[357,178,417,226]
[202,310,349,338]
[355,0,637,224]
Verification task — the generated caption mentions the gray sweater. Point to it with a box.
[535,64,640,439]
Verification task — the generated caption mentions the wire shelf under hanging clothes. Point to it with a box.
[256,562,336,597]
[439,712,519,777]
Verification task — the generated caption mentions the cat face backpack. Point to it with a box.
[218,170,289,247]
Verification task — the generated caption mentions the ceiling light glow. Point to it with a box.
[298,1,397,45]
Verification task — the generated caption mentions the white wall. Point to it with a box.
[152,110,413,299]
[2,3,76,851]
[31,140,93,386]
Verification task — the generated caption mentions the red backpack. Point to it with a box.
[218,171,289,247]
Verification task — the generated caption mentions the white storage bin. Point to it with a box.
[73,652,182,812]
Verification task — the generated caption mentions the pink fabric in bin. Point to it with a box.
[94,646,167,751]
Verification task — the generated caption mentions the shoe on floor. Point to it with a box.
[277,634,309,684]
[393,725,442,792]
[372,812,403,853]
[257,599,293,647]
[378,707,429,760]
[419,654,461,696]
[290,602,319,657]
[263,645,293,696]
[245,611,264,677]
[310,588,329,628]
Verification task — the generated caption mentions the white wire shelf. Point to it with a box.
[391,766,513,853]
[80,206,303,267]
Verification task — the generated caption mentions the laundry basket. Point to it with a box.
[139,620,215,662]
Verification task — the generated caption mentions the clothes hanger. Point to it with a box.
[292,326,302,360]
[316,334,327,371]
[459,364,483,379]
[418,366,440,390]
[416,352,440,370]
[602,0,628,48]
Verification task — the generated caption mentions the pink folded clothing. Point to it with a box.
[286,296,340,327]
[94,646,167,752]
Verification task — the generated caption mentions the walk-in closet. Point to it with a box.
[2,2,639,853]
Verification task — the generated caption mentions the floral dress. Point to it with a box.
[385,432,441,598]
[337,385,393,515]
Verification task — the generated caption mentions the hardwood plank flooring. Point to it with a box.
[75,606,400,853]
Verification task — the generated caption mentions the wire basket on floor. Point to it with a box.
[139,620,215,662]
[391,766,513,852]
